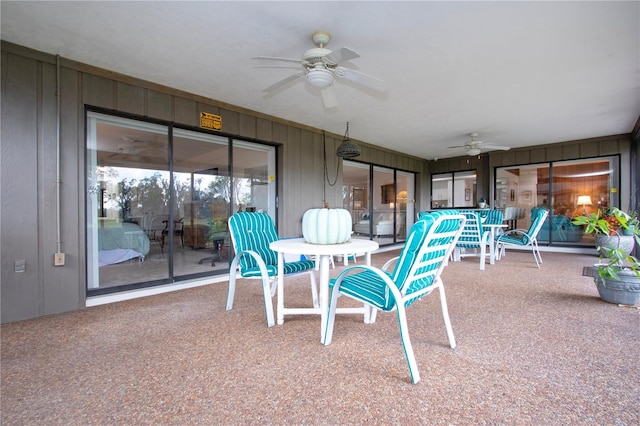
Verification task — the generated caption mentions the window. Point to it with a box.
[431,170,477,209]
[495,156,619,246]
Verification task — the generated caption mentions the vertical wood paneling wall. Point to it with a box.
[428,135,632,210]
[1,41,633,323]
[0,42,425,323]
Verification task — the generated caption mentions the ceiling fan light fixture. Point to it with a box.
[306,68,333,88]
[336,122,361,158]
[467,148,481,156]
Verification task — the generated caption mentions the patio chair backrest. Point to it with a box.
[524,208,549,244]
[483,209,503,225]
[228,212,279,273]
[455,210,484,249]
[504,207,524,221]
[390,210,464,306]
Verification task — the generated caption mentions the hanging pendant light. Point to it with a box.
[335,122,361,158]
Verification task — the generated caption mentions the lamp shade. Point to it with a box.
[306,68,333,89]
[576,195,592,206]
[335,122,361,158]
[336,140,361,158]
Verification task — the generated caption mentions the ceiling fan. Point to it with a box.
[109,137,165,163]
[449,133,511,156]
[253,31,384,108]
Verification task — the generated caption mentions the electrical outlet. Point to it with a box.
[54,253,65,266]
[15,260,26,273]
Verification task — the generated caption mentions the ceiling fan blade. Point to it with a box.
[325,47,360,64]
[262,71,306,92]
[320,86,338,109]
[334,66,385,91]
[483,144,511,151]
[253,55,305,64]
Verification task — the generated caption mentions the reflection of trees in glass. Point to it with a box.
[233,177,256,210]
[117,179,135,219]
[134,172,169,215]
[108,169,237,220]
[173,179,191,219]
[209,176,231,203]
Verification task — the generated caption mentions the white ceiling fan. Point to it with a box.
[449,133,511,156]
[253,31,384,109]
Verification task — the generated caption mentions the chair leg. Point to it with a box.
[322,284,341,346]
[497,243,505,259]
[395,303,420,384]
[226,255,242,311]
[369,307,378,324]
[453,247,461,262]
[531,241,542,268]
[309,271,319,308]
[226,272,237,311]
[437,281,457,349]
[479,244,486,271]
[261,276,275,327]
[226,255,275,327]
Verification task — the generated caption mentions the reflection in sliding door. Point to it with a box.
[173,129,231,278]
[343,161,371,239]
[87,112,170,290]
[395,171,414,242]
[231,140,276,218]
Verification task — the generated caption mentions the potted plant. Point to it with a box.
[571,207,637,255]
[572,207,640,305]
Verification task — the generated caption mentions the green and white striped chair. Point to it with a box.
[495,208,549,268]
[482,209,504,227]
[226,212,318,327]
[323,210,465,384]
[452,210,491,270]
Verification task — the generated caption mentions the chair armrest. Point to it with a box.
[381,256,400,271]
[332,265,404,305]
[497,229,529,240]
[230,249,272,279]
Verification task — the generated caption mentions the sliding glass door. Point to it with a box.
[86,111,276,294]
[87,113,170,290]
[343,161,414,245]
[495,156,619,246]
[172,129,231,277]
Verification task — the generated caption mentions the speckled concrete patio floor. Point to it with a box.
[2,250,639,425]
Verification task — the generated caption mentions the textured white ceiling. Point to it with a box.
[2,1,639,160]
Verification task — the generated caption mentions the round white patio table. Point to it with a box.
[481,223,507,264]
[270,238,379,342]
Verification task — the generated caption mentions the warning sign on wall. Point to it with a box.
[200,112,222,130]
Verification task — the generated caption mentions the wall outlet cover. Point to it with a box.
[54,253,65,266]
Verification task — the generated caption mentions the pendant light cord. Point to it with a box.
[323,131,340,204]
